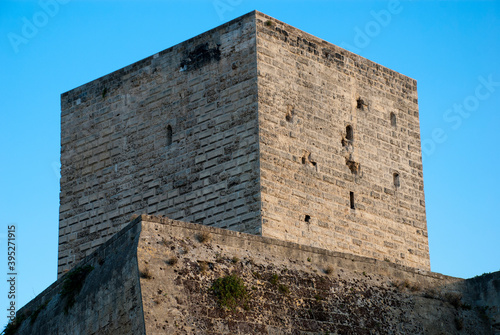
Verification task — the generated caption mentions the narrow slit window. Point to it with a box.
[393,173,400,188]
[166,125,173,146]
[390,112,397,127]
[346,125,353,142]
[350,192,355,209]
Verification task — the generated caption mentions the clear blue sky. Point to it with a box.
[1,0,499,320]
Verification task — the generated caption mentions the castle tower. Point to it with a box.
[58,11,429,276]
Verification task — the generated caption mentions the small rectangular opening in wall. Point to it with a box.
[393,173,400,188]
[350,192,355,209]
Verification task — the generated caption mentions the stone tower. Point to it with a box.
[58,11,429,276]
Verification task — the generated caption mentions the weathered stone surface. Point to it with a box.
[16,220,144,335]
[58,12,260,276]
[58,11,429,277]
[255,12,428,270]
[16,216,498,334]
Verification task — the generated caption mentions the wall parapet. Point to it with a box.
[10,215,498,334]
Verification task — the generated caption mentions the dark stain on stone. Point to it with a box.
[180,43,221,72]
[345,158,360,175]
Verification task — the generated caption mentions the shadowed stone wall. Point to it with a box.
[16,220,145,335]
[58,12,260,276]
[462,272,500,333]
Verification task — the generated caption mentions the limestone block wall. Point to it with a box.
[254,12,430,269]
[58,12,260,276]
[59,10,431,277]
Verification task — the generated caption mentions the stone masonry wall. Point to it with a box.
[13,216,497,334]
[58,12,260,276]
[462,272,500,334]
[137,216,493,334]
[15,220,145,335]
[59,10,430,277]
[255,12,430,269]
